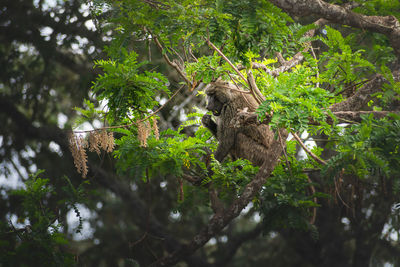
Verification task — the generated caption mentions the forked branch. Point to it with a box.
[146,28,192,86]
[205,38,262,105]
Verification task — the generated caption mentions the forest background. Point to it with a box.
[1,0,400,266]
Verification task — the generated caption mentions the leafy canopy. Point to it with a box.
[77,0,400,240]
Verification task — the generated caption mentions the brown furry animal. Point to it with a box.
[202,80,280,166]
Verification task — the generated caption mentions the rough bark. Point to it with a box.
[149,130,287,266]
[237,19,327,77]
[230,108,395,127]
[332,111,392,122]
[330,75,388,112]
[269,0,400,57]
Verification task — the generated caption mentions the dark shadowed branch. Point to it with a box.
[0,94,212,267]
[149,130,287,266]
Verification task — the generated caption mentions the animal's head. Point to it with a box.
[204,80,231,116]
[204,79,258,116]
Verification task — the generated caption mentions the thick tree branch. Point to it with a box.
[268,18,326,75]
[149,130,286,266]
[269,0,400,57]
[209,186,225,214]
[247,69,266,102]
[333,111,392,123]
[330,74,387,112]
[230,108,396,127]
[238,18,326,77]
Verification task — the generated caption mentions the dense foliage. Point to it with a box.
[1,0,400,266]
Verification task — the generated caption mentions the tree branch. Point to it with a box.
[247,69,266,102]
[205,39,248,86]
[269,0,400,57]
[330,74,387,112]
[209,186,225,214]
[270,18,326,75]
[237,18,326,77]
[333,111,392,123]
[73,84,185,133]
[229,107,397,127]
[292,132,327,165]
[0,95,212,267]
[149,130,287,266]
[149,30,192,86]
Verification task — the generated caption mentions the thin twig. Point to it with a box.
[310,45,319,88]
[170,47,185,67]
[205,38,249,87]
[205,37,263,106]
[279,129,317,224]
[225,72,253,107]
[217,84,251,94]
[147,28,192,86]
[73,85,185,133]
[130,232,148,247]
[278,130,292,177]
[225,72,243,91]
[334,173,351,209]
[209,185,224,214]
[188,46,198,62]
[183,46,189,62]
[207,39,262,102]
[8,220,23,240]
[292,132,327,165]
[140,0,170,10]
[307,175,317,224]
[10,158,26,180]
[147,39,152,61]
